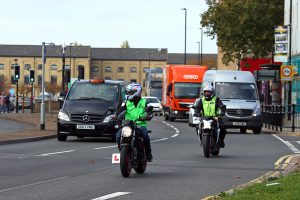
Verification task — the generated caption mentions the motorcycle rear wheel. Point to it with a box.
[202,135,210,158]
[134,155,147,174]
[120,146,132,177]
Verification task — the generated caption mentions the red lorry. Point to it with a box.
[162,65,208,121]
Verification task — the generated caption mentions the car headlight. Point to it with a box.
[58,111,70,121]
[253,106,261,116]
[121,126,132,137]
[103,114,114,123]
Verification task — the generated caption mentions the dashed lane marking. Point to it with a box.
[91,192,132,200]
[36,150,75,156]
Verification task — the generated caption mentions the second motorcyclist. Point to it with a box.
[194,85,226,147]
[114,83,153,162]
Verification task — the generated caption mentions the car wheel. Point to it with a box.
[253,128,262,134]
[57,133,67,141]
[240,128,247,134]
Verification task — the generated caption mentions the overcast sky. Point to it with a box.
[0,0,217,54]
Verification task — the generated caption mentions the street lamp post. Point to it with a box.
[200,28,203,65]
[40,42,55,130]
[197,41,200,65]
[62,45,66,91]
[181,8,187,64]
[69,43,74,81]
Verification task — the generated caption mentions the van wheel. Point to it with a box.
[240,128,247,134]
[57,133,67,141]
[169,110,175,122]
[253,128,262,134]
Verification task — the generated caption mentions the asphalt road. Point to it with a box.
[0,116,300,200]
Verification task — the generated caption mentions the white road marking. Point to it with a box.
[273,134,300,153]
[94,145,118,150]
[0,177,68,193]
[152,138,168,142]
[91,192,132,200]
[36,150,75,156]
[171,134,179,138]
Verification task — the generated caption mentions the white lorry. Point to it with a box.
[201,70,262,134]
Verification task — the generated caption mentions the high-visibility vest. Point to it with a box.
[125,98,147,127]
[202,96,217,117]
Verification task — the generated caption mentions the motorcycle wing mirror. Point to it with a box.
[108,106,115,112]
[146,106,153,112]
[220,105,226,110]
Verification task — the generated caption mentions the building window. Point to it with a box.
[105,76,111,80]
[65,65,70,70]
[24,75,30,84]
[130,67,137,73]
[130,79,137,83]
[51,75,57,85]
[105,66,112,73]
[143,67,149,73]
[118,66,124,73]
[92,66,99,72]
[0,64,4,69]
[51,64,58,70]
[11,75,17,85]
[24,64,31,70]
[11,64,15,70]
[38,75,42,85]
[38,64,42,70]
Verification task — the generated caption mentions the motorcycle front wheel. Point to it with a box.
[202,134,211,158]
[120,146,132,177]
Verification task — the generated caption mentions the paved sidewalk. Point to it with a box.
[0,112,57,144]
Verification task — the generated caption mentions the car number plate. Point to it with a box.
[76,125,95,130]
[233,122,246,126]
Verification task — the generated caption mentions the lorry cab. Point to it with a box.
[201,70,262,134]
[162,65,208,121]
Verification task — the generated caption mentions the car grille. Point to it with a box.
[226,109,253,117]
[71,114,103,123]
[179,103,192,109]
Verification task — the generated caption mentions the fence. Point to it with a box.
[261,104,300,132]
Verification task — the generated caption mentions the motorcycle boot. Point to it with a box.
[145,144,153,162]
[219,128,226,148]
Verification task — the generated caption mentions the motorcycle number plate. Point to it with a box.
[76,125,95,130]
[233,122,246,126]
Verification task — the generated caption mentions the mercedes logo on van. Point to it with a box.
[83,115,90,122]
[236,110,243,116]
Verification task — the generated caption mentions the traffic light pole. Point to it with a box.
[31,82,34,113]
[16,80,18,113]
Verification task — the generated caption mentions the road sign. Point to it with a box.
[280,65,294,81]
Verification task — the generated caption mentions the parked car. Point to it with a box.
[18,97,32,109]
[142,96,163,116]
[188,98,200,127]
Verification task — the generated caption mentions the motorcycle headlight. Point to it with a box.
[121,126,132,137]
[58,111,70,121]
[203,120,212,129]
[253,106,261,116]
[103,114,114,123]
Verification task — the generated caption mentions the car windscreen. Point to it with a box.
[215,82,258,100]
[67,82,119,102]
[174,83,201,99]
[144,98,160,103]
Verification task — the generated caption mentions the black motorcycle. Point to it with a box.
[195,114,221,158]
[117,107,153,177]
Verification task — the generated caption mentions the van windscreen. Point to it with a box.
[216,82,258,100]
[67,82,119,102]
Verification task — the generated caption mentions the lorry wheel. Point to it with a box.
[240,128,247,134]
[253,128,262,134]
[164,111,169,120]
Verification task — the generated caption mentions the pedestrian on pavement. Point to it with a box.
[0,92,8,113]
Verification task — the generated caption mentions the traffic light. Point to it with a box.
[14,65,20,80]
[29,70,35,83]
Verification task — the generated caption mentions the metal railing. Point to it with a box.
[261,104,300,132]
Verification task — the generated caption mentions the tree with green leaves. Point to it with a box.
[121,40,130,48]
[201,0,284,65]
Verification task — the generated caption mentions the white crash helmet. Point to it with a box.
[203,85,214,100]
[126,83,142,100]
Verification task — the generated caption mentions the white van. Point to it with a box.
[201,70,262,134]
